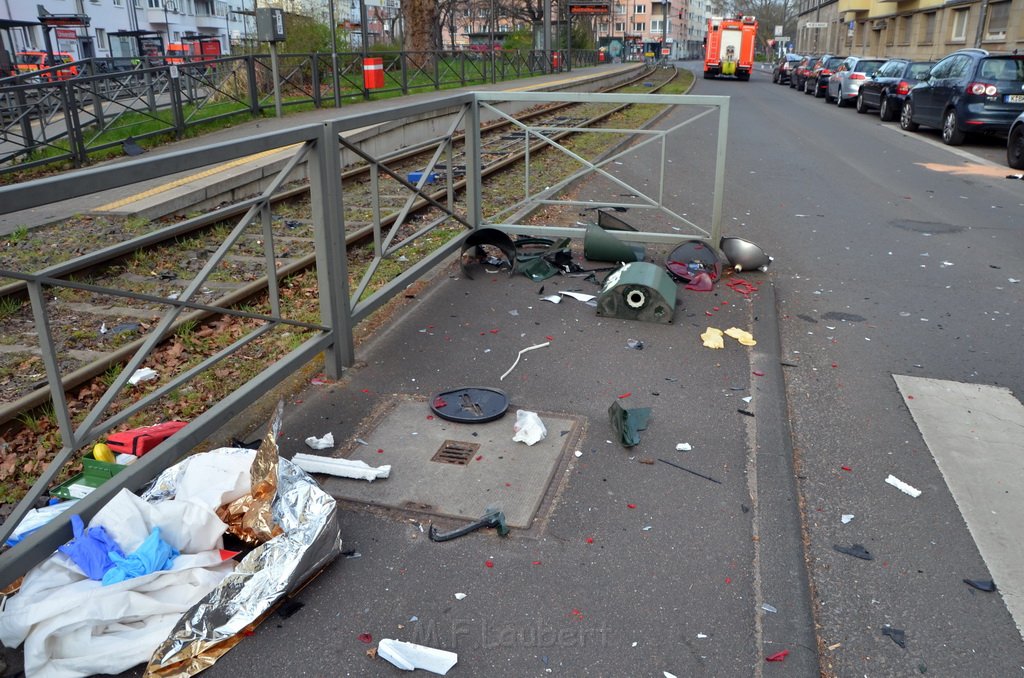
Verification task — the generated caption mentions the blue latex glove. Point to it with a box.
[102,526,179,586]
[58,514,125,580]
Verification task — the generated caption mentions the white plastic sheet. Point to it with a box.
[377,639,458,675]
[512,409,547,446]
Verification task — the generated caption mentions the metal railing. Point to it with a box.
[0,89,728,587]
[0,50,595,178]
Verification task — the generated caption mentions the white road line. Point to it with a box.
[893,374,1024,639]
[881,123,1004,167]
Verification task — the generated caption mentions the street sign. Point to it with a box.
[806,22,827,28]
[774,25,783,37]
[777,36,790,42]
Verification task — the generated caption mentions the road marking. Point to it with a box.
[893,374,1024,639]
[93,145,300,211]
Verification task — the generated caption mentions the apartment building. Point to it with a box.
[591,0,708,60]
[2,0,254,60]
[794,0,1022,59]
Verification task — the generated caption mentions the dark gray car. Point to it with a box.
[856,59,935,121]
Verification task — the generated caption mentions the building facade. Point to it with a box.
[2,0,255,60]
[591,0,709,60]
[794,0,1023,59]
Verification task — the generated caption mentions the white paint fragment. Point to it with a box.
[885,474,921,498]
[304,432,334,450]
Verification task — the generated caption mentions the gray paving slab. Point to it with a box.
[318,398,580,528]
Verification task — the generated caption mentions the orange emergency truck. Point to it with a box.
[703,15,758,81]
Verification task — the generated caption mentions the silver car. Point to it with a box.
[827,57,887,107]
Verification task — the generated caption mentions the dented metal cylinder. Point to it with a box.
[596,262,677,324]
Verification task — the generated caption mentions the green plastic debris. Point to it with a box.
[609,400,651,447]
[596,262,677,324]
[584,224,644,263]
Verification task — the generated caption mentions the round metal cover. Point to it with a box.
[665,240,722,283]
[431,387,509,423]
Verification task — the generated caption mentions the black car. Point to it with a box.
[856,58,935,121]
[804,55,845,97]
[790,55,817,90]
[900,49,1024,145]
[772,53,802,85]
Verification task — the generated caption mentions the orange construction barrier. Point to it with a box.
[362,57,384,89]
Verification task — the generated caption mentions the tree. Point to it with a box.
[403,0,440,56]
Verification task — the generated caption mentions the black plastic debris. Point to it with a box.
[277,600,305,619]
[461,228,517,279]
[430,387,509,423]
[963,578,997,592]
[658,458,722,484]
[833,543,874,560]
[737,408,755,417]
[609,400,651,447]
[122,137,145,156]
[881,626,906,649]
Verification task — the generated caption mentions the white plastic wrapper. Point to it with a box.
[511,409,547,446]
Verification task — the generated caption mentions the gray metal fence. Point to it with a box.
[0,50,596,177]
[0,89,727,588]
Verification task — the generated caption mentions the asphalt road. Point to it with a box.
[698,61,1024,675]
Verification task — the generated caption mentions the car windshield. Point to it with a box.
[17,54,42,65]
[826,58,844,69]
[979,58,1024,83]
[856,60,885,74]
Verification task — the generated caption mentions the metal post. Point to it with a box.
[359,0,369,100]
[328,0,340,107]
[309,122,355,375]
[490,0,496,84]
[566,3,572,72]
[662,0,668,60]
[464,97,483,228]
[269,40,282,117]
[544,0,552,72]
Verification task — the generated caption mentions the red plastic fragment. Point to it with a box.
[358,633,373,644]
[725,577,732,584]
[618,392,632,399]
[546,335,554,341]
[489,329,499,334]
[765,650,789,662]
[475,455,483,461]
[841,466,852,472]
[627,503,637,509]
[586,537,594,544]
[532,560,542,565]
[219,549,240,561]
[752,371,765,377]
[485,560,494,568]
[377,449,384,454]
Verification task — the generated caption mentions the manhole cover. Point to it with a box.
[431,440,479,465]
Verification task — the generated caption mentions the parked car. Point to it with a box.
[827,56,886,107]
[1008,111,1024,169]
[804,54,845,97]
[856,58,936,121]
[900,49,1024,145]
[772,53,802,85]
[790,55,817,90]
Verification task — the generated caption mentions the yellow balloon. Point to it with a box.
[93,443,115,463]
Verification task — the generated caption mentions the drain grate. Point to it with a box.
[431,440,479,465]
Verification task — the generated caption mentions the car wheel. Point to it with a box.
[1008,124,1024,170]
[836,90,846,107]
[814,81,825,98]
[879,95,896,122]
[825,85,835,103]
[942,109,966,145]
[856,91,868,114]
[900,100,919,131]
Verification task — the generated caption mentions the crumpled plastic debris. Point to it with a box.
[6,500,78,547]
[684,272,714,291]
[761,603,777,613]
[304,433,335,450]
[841,514,854,524]
[609,400,651,448]
[885,474,921,498]
[881,626,906,648]
[291,454,390,482]
[102,525,179,586]
[512,410,547,446]
[377,638,458,675]
[58,513,125,580]
[701,327,725,349]
[675,443,692,451]
[128,368,159,385]
[724,327,757,346]
[765,650,789,662]
[626,339,644,350]
[833,543,873,560]
[963,578,997,592]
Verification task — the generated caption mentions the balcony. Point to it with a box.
[837,0,871,11]
[195,12,226,29]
